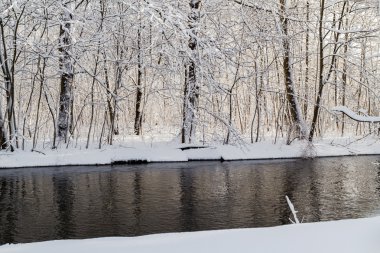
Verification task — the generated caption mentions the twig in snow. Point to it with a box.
[286,195,300,224]
[31,149,46,155]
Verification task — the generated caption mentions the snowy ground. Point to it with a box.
[1,216,379,253]
[1,136,380,168]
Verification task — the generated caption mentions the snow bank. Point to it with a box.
[0,146,188,168]
[1,216,379,253]
[2,137,380,168]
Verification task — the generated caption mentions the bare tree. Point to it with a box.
[0,94,6,149]
[0,3,26,151]
[278,0,308,143]
[134,19,143,135]
[182,0,201,144]
[57,0,74,142]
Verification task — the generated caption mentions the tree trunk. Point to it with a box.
[182,0,201,144]
[309,0,346,141]
[33,62,45,150]
[309,0,325,142]
[102,53,116,144]
[0,98,6,149]
[304,1,310,117]
[279,0,307,142]
[134,26,143,135]
[113,43,123,136]
[86,53,99,149]
[57,1,74,143]
[0,19,15,150]
[341,32,348,136]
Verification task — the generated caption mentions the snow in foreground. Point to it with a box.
[1,217,379,253]
[1,136,380,168]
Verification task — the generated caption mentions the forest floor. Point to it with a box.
[1,216,379,253]
[1,135,380,168]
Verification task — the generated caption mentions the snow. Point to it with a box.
[324,27,377,34]
[286,195,300,224]
[1,216,379,253]
[2,136,380,168]
[332,106,380,123]
[0,146,188,168]
[1,136,380,252]
[0,1,18,17]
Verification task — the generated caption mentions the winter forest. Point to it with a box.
[1,0,380,151]
[3,1,380,252]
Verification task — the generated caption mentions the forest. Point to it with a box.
[0,0,380,151]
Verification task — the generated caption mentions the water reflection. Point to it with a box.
[0,178,18,243]
[53,176,75,239]
[0,156,380,244]
[180,169,197,231]
[133,171,142,234]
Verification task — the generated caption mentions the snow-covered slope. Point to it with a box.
[1,216,379,253]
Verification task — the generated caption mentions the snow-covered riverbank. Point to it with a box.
[1,136,380,168]
[1,216,379,253]
[1,136,379,252]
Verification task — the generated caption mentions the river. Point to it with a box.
[1,156,380,244]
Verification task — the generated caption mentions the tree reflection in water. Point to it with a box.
[0,156,380,244]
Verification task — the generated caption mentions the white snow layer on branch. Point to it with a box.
[286,195,300,224]
[332,106,380,123]
[324,27,380,34]
[1,1,19,17]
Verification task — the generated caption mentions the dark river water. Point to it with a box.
[1,156,380,244]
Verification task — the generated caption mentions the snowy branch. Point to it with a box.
[331,106,380,123]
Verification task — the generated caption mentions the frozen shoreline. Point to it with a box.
[1,216,379,253]
[1,136,380,169]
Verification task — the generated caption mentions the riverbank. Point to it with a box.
[1,216,379,253]
[1,136,380,168]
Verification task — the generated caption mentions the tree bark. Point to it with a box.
[304,1,310,116]
[0,97,6,149]
[182,0,201,144]
[309,0,346,141]
[279,0,307,142]
[309,0,325,142]
[134,26,143,135]
[0,18,15,150]
[57,1,74,143]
